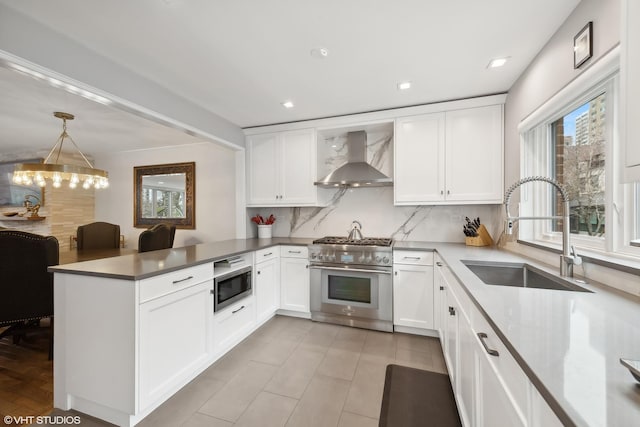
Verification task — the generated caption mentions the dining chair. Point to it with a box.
[76,221,120,250]
[138,223,176,253]
[0,230,58,359]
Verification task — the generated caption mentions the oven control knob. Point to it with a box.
[329,254,336,261]
[318,254,323,260]
[311,253,317,259]
[375,256,382,263]
[364,256,372,264]
[382,256,390,264]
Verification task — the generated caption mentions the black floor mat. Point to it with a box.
[379,364,462,427]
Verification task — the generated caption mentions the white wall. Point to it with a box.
[504,0,620,187]
[95,142,237,249]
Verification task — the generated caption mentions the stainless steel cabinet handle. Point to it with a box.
[478,332,499,357]
[403,256,421,260]
[440,190,444,195]
[447,190,450,195]
[305,265,309,269]
[257,271,261,275]
[232,305,246,314]
[394,271,398,276]
[288,250,301,254]
[449,306,456,316]
[439,286,444,291]
[172,276,193,284]
[436,262,443,267]
[264,252,273,257]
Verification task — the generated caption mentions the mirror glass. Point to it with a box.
[141,173,186,218]
[134,162,195,229]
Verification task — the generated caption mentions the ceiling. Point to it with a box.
[0,0,580,155]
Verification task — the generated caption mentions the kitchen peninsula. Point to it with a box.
[50,239,640,427]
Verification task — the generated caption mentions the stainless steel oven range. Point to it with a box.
[309,237,393,332]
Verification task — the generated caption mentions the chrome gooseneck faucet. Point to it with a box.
[504,176,581,277]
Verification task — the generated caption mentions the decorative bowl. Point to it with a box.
[2,211,19,217]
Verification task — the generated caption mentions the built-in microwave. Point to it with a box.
[213,266,252,312]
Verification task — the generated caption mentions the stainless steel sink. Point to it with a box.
[461,260,592,292]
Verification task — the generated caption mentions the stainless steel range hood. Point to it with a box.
[314,131,392,188]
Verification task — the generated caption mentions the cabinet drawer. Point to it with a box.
[214,296,256,352]
[140,263,214,304]
[473,310,529,417]
[393,250,434,266]
[256,246,279,263]
[280,245,308,258]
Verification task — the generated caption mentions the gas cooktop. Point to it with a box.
[312,236,393,246]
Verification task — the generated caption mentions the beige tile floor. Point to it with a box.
[50,316,448,427]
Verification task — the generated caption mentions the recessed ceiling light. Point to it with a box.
[310,47,329,59]
[397,81,412,90]
[282,101,294,109]
[488,57,509,68]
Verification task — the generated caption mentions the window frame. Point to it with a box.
[517,46,640,261]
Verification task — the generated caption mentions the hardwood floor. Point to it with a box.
[0,321,53,424]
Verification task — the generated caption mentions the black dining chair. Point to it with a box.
[138,223,176,253]
[76,221,120,250]
[0,230,59,359]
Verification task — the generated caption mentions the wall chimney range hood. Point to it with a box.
[314,131,392,188]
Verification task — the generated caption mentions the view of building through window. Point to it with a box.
[552,92,606,237]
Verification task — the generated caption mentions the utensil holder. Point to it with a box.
[465,224,494,247]
[257,224,272,239]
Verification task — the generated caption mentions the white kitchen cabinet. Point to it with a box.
[255,248,280,323]
[53,263,216,427]
[392,250,434,331]
[445,106,503,202]
[394,104,503,205]
[246,128,318,206]
[621,0,640,181]
[139,280,213,410]
[394,113,445,203]
[437,264,559,427]
[279,246,310,315]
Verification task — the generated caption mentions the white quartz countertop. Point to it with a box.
[48,238,313,280]
[397,242,640,427]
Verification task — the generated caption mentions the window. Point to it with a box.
[550,93,606,239]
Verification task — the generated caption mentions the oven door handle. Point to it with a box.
[309,265,392,275]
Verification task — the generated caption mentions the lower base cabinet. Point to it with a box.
[393,250,435,330]
[436,260,561,427]
[280,246,310,314]
[139,280,213,410]
[255,248,280,323]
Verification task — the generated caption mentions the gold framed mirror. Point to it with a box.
[134,162,195,229]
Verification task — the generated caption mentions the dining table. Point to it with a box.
[59,247,138,265]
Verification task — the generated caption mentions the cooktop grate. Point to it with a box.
[312,236,393,246]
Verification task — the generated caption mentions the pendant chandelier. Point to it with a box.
[12,112,109,190]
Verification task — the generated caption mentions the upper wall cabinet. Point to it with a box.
[622,0,640,182]
[246,129,318,206]
[394,104,503,205]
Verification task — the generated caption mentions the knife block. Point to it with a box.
[465,224,494,247]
